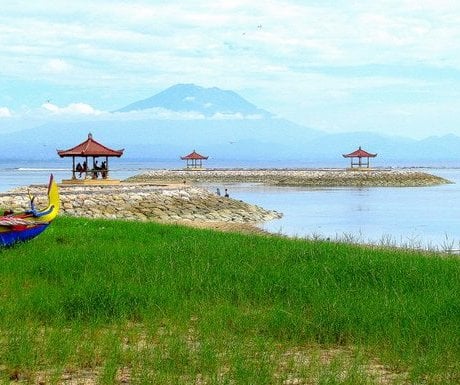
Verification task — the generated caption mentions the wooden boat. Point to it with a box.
[0,174,60,246]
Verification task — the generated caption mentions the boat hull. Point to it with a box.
[0,224,50,247]
[0,174,59,247]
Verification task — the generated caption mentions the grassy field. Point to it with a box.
[0,216,458,384]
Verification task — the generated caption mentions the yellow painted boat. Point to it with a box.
[0,175,60,246]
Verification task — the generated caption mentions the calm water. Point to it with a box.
[0,159,170,192]
[215,168,460,250]
[1,160,459,249]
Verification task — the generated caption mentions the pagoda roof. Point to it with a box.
[180,150,208,160]
[343,146,377,158]
[57,133,124,157]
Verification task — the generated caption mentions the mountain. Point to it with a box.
[0,83,323,161]
[0,83,459,166]
[116,83,272,118]
[0,118,321,161]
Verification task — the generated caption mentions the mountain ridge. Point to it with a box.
[0,83,459,165]
[115,83,272,118]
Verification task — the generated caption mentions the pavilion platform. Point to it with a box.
[183,167,206,171]
[345,167,375,172]
[60,178,121,185]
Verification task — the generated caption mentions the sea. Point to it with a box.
[1,158,460,251]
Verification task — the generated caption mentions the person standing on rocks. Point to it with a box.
[224,188,229,198]
[216,188,221,196]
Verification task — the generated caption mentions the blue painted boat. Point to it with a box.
[0,175,60,246]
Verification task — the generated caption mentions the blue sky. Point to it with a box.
[1,0,459,139]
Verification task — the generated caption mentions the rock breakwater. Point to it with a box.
[126,168,450,187]
[0,184,281,224]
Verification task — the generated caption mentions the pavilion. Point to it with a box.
[342,146,377,169]
[57,133,124,184]
[181,150,208,169]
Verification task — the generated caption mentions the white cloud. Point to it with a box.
[0,107,12,118]
[42,102,103,116]
[111,107,205,121]
[35,103,267,122]
[110,107,266,121]
[211,112,263,120]
[2,1,460,80]
[9,99,267,123]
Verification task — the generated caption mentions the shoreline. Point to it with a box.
[0,167,452,237]
[0,183,281,230]
[125,167,451,187]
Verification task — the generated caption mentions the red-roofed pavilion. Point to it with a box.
[57,133,124,182]
[181,150,208,169]
[342,146,377,169]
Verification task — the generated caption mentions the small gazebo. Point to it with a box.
[57,133,124,184]
[181,150,208,169]
[342,146,377,169]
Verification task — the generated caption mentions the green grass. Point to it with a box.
[0,216,458,384]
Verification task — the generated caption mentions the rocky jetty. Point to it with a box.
[0,184,281,224]
[126,168,450,187]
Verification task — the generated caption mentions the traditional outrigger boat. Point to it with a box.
[0,174,60,246]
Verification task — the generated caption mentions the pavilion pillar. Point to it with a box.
[72,156,76,179]
[105,155,109,179]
